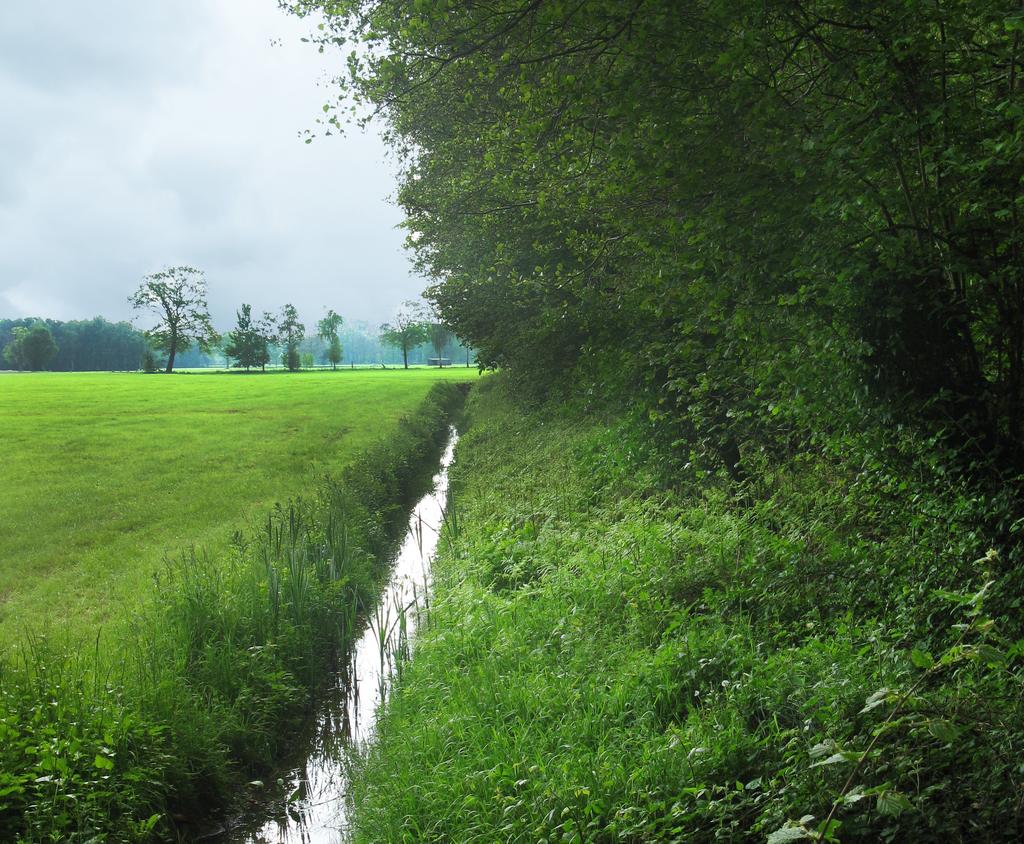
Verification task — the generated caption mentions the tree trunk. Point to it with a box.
[402,345,409,369]
[166,335,177,373]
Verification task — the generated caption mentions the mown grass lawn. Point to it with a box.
[0,368,476,641]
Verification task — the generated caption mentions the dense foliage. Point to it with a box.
[293,0,1024,475]
[354,378,1023,843]
[2,323,58,371]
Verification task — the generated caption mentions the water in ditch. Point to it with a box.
[206,427,458,843]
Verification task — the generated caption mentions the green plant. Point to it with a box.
[347,376,1024,843]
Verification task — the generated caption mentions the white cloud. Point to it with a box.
[0,0,422,328]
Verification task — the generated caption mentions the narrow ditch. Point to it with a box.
[205,426,458,843]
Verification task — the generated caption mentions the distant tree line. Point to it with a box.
[128,267,473,373]
[1,269,475,373]
[307,319,472,368]
[0,312,471,373]
[1,317,145,371]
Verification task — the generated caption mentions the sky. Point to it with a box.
[0,1,423,330]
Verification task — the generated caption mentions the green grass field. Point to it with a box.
[0,368,476,642]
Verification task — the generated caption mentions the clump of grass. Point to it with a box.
[349,376,1024,843]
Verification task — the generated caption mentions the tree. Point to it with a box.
[427,319,452,366]
[2,317,148,372]
[224,304,267,371]
[291,0,1024,471]
[2,327,27,370]
[318,309,344,369]
[380,301,429,369]
[3,323,58,370]
[128,267,218,373]
[277,304,305,372]
[253,311,276,371]
[327,335,343,369]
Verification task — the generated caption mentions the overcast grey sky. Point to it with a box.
[0,1,423,329]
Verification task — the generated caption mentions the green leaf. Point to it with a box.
[767,825,812,843]
[808,741,834,759]
[876,790,914,817]
[861,687,893,713]
[93,754,115,771]
[927,720,961,743]
[810,750,863,768]
[931,588,972,606]
[140,814,161,833]
[976,644,1005,666]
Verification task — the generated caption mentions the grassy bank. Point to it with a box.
[0,379,469,842]
[351,378,1023,842]
[0,368,476,641]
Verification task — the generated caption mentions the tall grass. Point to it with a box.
[349,377,1023,842]
[0,380,467,842]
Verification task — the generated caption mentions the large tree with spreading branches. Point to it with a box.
[128,266,218,373]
